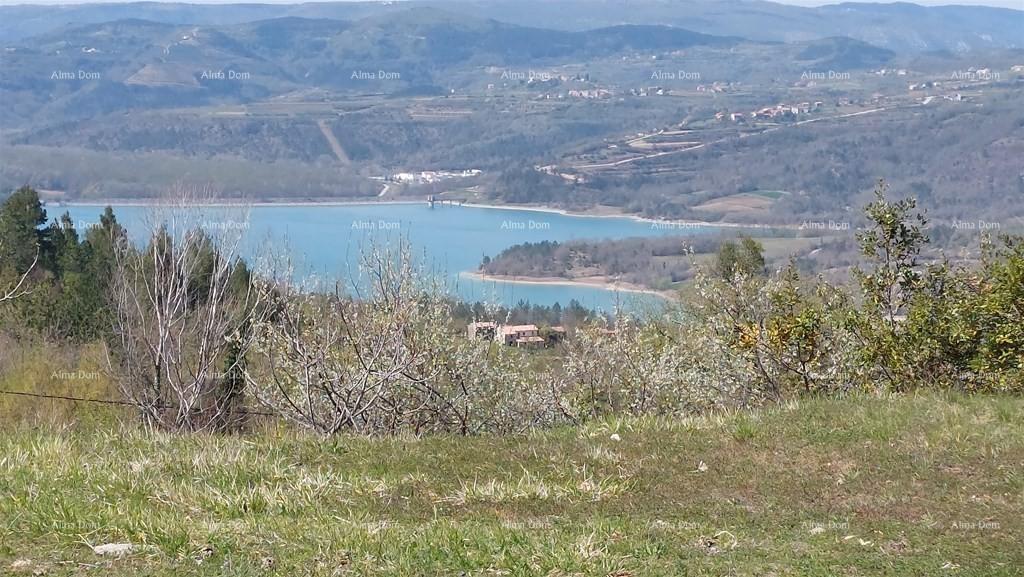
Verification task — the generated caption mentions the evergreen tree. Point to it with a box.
[715,236,766,280]
[0,186,47,274]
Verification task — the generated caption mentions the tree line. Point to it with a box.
[480,234,768,290]
[1,180,1021,435]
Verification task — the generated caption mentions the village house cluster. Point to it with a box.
[628,86,666,97]
[627,81,738,97]
[386,169,482,184]
[467,322,566,347]
[488,71,615,100]
[695,81,739,93]
[716,101,823,123]
[873,68,909,76]
[516,78,743,101]
[910,66,1021,92]
[524,88,613,100]
[567,88,613,99]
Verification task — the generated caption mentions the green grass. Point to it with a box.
[1,393,1022,576]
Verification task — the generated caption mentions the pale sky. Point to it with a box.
[0,0,1021,9]
[783,0,1022,6]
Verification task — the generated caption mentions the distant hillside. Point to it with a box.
[0,11,748,126]
[796,37,895,70]
[1,0,1021,53]
[0,3,1017,217]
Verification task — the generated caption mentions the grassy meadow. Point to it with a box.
[1,393,1021,576]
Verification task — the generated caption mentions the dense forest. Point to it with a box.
[480,232,857,290]
[479,236,712,288]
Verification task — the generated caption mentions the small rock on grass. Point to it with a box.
[92,543,135,556]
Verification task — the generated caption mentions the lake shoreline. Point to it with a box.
[459,202,785,230]
[57,197,786,231]
[460,271,677,301]
[60,200,689,307]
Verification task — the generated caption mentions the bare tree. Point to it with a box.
[0,243,37,304]
[107,186,263,432]
[242,242,548,435]
[242,243,437,434]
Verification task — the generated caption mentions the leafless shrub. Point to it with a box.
[241,241,555,435]
[683,265,860,401]
[107,185,262,432]
[557,312,742,421]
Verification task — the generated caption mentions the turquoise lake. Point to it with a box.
[61,202,712,311]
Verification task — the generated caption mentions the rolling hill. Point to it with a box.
[0,11,754,126]
[1,0,1021,54]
